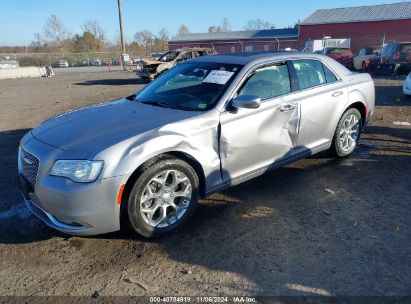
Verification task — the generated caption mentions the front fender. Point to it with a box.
[95,114,222,192]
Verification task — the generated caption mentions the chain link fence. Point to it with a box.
[2,34,411,76]
[0,50,166,69]
[349,34,411,75]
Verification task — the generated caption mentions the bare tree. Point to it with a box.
[178,24,190,36]
[153,27,169,51]
[221,18,232,32]
[208,18,231,33]
[43,14,70,53]
[134,29,154,50]
[244,19,274,30]
[30,32,45,49]
[208,25,219,33]
[158,27,169,41]
[82,20,106,50]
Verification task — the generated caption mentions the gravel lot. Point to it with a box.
[0,71,410,297]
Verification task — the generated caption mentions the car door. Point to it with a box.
[219,61,300,182]
[291,59,348,151]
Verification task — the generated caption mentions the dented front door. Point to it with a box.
[219,94,300,182]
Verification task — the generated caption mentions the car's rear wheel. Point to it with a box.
[126,157,199,238]
[331,108,362,157]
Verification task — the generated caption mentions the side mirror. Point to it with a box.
[232,95,261,109]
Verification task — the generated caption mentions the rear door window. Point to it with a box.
[292,59,327,90]
[238,63,291,100]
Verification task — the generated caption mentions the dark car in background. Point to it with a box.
[136,48,210,80]
[379,42,411,75]
[321,48,354,70]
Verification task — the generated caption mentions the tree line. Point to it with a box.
[0,15,299,54]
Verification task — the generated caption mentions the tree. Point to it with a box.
[208,25,219,33]
[73,32,100,52]
[82,20,106,50]
[154,27,169,51]
[221,18,231,32]
[208,18,231,33]
[134,29,154,50]
[244,19,274,30]
[178,24,190,35]
[30,32,46,50]
[43,14,70,53]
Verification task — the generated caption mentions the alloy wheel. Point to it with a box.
[139,169,192,228]
[339,114,360,152]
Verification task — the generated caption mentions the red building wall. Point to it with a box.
[169,20,411,54]
[300,19,411,54]
[169,38,301,54]
[299,19,411,40]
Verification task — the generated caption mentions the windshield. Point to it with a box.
[159,51,178,62]
[136,62,243,111]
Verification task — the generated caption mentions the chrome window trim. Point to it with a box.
[221,56,343,113]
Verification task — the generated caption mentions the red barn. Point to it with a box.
[168,2,411,54]
[299,2,411,53]
[168,28,300,54]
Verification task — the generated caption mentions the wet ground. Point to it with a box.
[0,71,410,297]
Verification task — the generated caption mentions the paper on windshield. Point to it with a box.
[202,70,234,85]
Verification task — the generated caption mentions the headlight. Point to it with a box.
[50,160,103,183]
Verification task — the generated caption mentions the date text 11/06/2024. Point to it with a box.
[149,296,256,303]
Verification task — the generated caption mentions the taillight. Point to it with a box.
[393,51,400,60]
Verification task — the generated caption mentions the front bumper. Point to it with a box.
[18,133,129,236]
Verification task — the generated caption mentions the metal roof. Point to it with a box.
[302,2,411,25]
[170,28,299,42]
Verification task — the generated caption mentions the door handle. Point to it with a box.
[332,91,343,97]
[279,104,297,112]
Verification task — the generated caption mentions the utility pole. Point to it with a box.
[117,0,126,69]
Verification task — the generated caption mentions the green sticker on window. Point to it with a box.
[198,103,207,109]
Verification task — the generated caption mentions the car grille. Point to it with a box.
[20,149,39,189]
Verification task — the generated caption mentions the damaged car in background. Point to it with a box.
[136,48,211,80]
[18,52,374,238]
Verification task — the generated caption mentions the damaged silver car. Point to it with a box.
[136,48,210,80]
[19,52,375,238]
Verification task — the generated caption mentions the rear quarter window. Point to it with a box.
[322,64,338,83]
[292,59,327,90]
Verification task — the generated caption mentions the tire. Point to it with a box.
[331,108,362,158]
[126,156,199,238]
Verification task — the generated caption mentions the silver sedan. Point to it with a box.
[18,52,375,238]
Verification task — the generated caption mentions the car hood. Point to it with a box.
[31,98,201,151]
[329,53,353,60]
[142,57,162,66]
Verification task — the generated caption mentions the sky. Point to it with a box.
[0,0,405,46]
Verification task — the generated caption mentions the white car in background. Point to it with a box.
[404,72,411,97]
[354,47,381,71]
[91,58,102,66]
[58,60,69,68]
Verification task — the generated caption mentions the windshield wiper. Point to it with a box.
[140,100,174,109]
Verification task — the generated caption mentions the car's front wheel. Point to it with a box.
[126,157,199,238]
[331,108,362,157]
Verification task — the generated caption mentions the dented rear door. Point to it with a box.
[219,62,300,182]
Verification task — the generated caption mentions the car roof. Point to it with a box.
[191,51,328,65]
[190,51,354,79]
